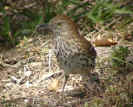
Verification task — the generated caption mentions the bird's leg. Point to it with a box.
[62,75,69,94]
[57,72,69,94]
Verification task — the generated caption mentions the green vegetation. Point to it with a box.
[111,46,130,71]
[0,0,132,46]
[0,2,43,46]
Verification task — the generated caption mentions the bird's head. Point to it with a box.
[36,15,78,37]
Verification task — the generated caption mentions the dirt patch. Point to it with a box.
[0,35,133,107]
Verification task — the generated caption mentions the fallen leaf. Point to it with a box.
[94,36,117,46]
[48,79,59,91]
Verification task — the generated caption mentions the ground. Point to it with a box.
[0,33,133,107]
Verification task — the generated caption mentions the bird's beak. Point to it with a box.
[36,24,53,35]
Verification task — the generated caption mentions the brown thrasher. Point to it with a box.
[36,15,97,94]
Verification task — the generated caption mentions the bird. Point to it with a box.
[36,15,97,94]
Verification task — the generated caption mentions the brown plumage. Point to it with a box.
[36,15,97,93]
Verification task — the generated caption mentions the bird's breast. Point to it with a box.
[52,37,96,73]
